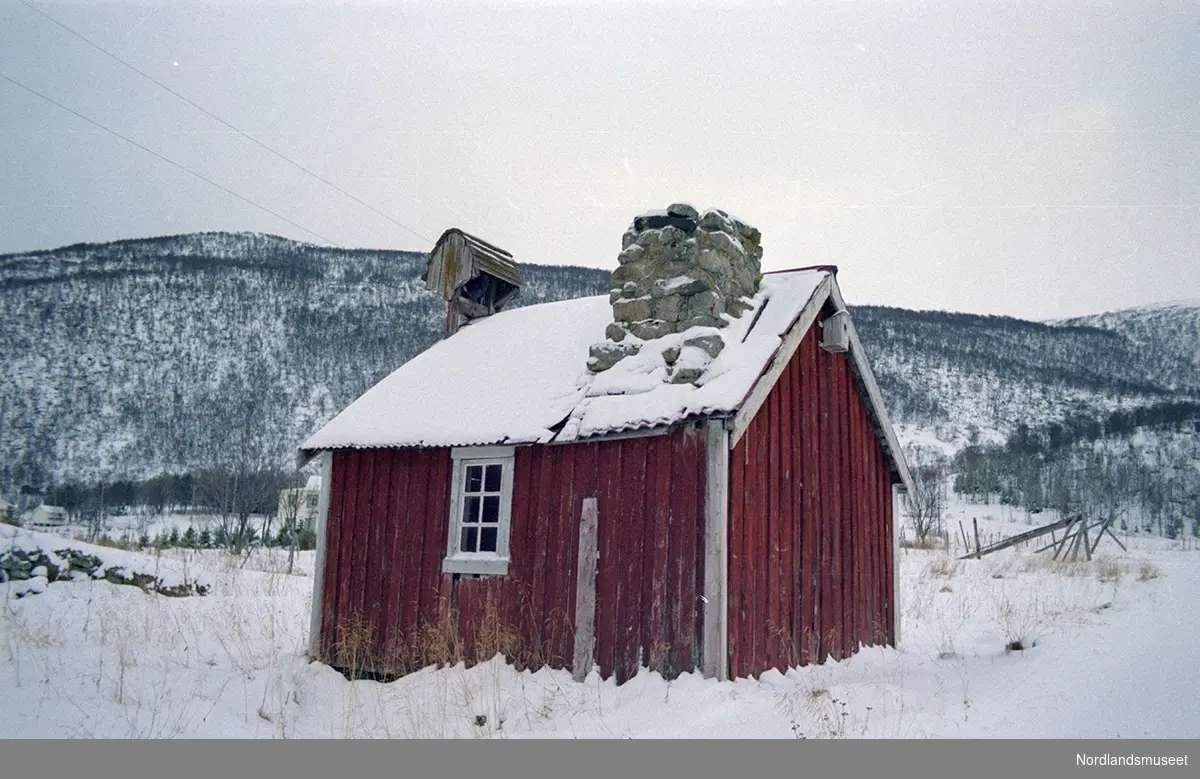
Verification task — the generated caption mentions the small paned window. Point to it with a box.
[442,447,514,576]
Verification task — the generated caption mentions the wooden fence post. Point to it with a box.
[572,497,599,682]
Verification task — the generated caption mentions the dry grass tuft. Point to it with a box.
[926,557,960,578]
[1137,562,1163,582]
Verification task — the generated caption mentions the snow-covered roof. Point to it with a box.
[299,267,910,492]
[301,269,826,452]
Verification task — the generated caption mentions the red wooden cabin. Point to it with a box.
[299,221,912,684]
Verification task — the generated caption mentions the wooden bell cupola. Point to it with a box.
[424,228,523,336]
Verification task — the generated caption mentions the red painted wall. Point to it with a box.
[727,323,897,679]
[317,424,709,683]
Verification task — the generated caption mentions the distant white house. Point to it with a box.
[24,504,69,528]
[277,477,321,532]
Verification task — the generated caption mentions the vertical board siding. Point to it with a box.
[318,424,708,683]
[799,334,817,666]
[616,438,648,683]
[319,451,347,658]
[595,442,623,678]
[643,437,670,672]
[728,325,898,679]
[818,344,833,663]
[381,452,411,656]
[779,357,797,670]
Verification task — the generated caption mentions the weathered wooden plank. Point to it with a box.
[872,440,884,644]
[457,575,479,663]
[308,452,334,659]
[818,344,834,663]
[839,357,853,657]
[364,451,393,659]
[800,335,819,666]
[880,444,892,644]
[430,451,456,654]
[529,446,554,663]
[399,452,430,635]
[757,410,773,674]
[671,427,702,674]
[884,451,895,644]
[351,451,376,639]
[782,352,801,667]
[568,443,600,667]
[728,434,745,677]
[830,354,846,661]
[847,387,861,650]
[842,358,857,656]
[595,441,623,680]
[776,382,790,670]
[320,451,346,659]
[618,436,649,682]
[419,451,452,627]
[864,392,876,646]
[372,452,400,661]
[857,370,870,652]
[572,496,600,681]
[691,429,708,673]
[548,443,577,669]
[647,434,673,675]
[509,448,535,649]
[334,450,362,655]
[381,450,413,663]
[775,365,789,671]
[741,413,762,675]
[702,420,729,679]
[846,380,861,652]
[763,384,780,670]
[847,362,861,654]
[861,394,875,648]
[891,482,902,646]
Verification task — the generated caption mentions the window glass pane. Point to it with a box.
[465,465,483,493]
[481,496,500,523]
[484,464,502,492]
[460,526,478,553]
[462,495,481,524]
[479,527,498,553]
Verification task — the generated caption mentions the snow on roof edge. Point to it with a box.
[297,273,829,455]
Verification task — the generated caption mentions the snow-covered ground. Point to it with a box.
[2,502,1197,739]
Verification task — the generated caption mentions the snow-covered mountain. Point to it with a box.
[2,232,1197,484]
[852,305,1200,456]
[1051,300,1200,392]
[0,233,609,484]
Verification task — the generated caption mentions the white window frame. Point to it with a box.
[442,445,515,576]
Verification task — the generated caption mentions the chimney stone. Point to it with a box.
[587,204,764,377]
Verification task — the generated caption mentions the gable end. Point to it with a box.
[729,276,912,494]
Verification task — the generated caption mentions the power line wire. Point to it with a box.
[19,0,433,245]
[0,71,336,244]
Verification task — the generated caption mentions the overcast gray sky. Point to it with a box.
[2,0,1198,319]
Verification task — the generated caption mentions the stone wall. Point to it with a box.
[588,203,763,374]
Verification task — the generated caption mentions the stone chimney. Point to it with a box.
[587,203,763,377]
